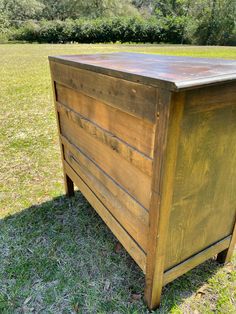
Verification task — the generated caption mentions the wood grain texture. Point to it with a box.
[61,135,148,226]
[49,55,236,311]
[49,72,75,197]
[224,219,236,262]
[64,160,147,272]
[144,91,185,310]
[56,102,152,176]
[49,53,236,91]
[217,216,236,264]
[165,83,236,270]
[59,109,152,209]
[185,81,236,113]
[56,83,155,157]
[50,61,157,123]
[163,236,231,285]
[63,139,149,251]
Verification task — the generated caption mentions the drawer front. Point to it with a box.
[63,142,149,252]
[58,108,152,209]
[50,60,160,270]
[56,82,155,158]
[50,61,157,123]
[63,160,147,272]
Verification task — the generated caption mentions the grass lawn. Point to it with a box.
[0,43,235,313]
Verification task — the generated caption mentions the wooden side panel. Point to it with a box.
[163,236,231,285]
[50,61,157,123]
[165,83,236,270]
[58,110,152,209]
[56,83,155,158]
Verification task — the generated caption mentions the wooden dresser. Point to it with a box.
[49,53,236,310]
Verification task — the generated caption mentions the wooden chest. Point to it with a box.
[49,53,236,310]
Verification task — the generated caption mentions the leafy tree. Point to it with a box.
[2,0,44,23]
[192,0,236,45]
[80,0,139,18]
[40,0,82,20]
[0,0,235,45]
[146,0,193,43]
[0,0,9,32]
[40,0,139,20]
[148,0,236,45]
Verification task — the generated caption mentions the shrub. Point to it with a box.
[12,20,39,42]
[11,17,185,44]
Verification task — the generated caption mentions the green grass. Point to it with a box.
[0,43,235,313]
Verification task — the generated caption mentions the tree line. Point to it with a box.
[0,0,235,45]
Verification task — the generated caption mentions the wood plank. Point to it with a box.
[217,216,236,264]
[59,110,152,209]
[224,219,236,263]
[186,81,236,113]
[49,53,236,91]
[144,91,185,310]
[64,161,147,272]
[57,102,153,176]
[49,72,75,197]
[163,236,231,286]
[165,92,236,270]
[63,145,148,251]
[50,61,157,123]
[61,135,148,226]
[56,83,155,158]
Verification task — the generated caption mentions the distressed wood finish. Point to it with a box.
[56,83,155,157]
[164,236,231,285]
[50,61,157,123]
[56,101,153,176]
[165,84,236,270]
[58,108,152,208]
[144,91,185,309]
[49,53,236,310]
[64,161,147,271]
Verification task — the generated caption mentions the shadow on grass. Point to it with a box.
[0,191,223,313]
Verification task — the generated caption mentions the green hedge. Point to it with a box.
[12,17,185,44]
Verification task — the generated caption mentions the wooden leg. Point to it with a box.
[144,269,163,310]
[144,95,185,311]
[217,221,236,264]
[216,246,235,265]
[65,174,74,197]
[216,249,229,264]
[145,278,162,310]
[144,276,163,310]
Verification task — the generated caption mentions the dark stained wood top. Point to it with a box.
[49,52,236,91]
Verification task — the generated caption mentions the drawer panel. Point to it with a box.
[63,141,149,252]
[55,83,155,158]
[56,101,153,176]
[58,110,152,209]
[50,61,157,123]
[64,161,147,272]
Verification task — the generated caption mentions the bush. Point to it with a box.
[0,12,11,42]
[11,17,185,44]
[12,20,40,42]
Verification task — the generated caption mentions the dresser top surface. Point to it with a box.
[49,52,236,91]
